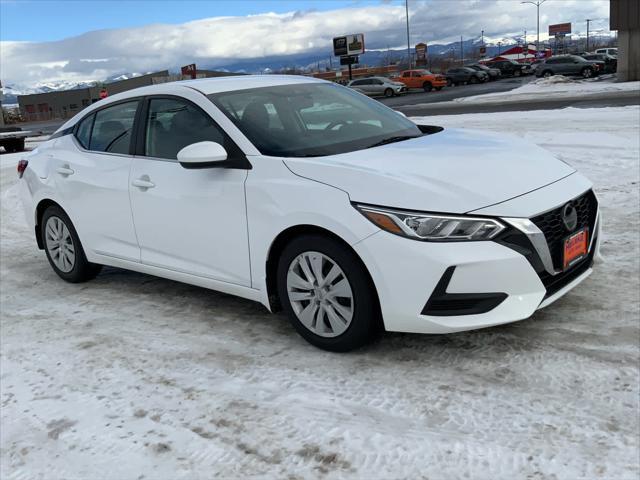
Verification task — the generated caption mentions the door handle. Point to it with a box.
[132,178,155,189]
[56,165,74,176]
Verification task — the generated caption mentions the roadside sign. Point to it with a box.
[99,89,108,99]
[548,23,571,35]
[479,46,487,55]
[340,55,359,66]
[333,34,365,56]
[181,63,197,79]
[415,43,427,65]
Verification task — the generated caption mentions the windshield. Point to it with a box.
[209,83,422,157]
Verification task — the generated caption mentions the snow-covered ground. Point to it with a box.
[455,75,640,104]
[1,107,639,480]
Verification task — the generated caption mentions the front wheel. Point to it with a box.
[581,67,593,78]
[41,206,102,283]
[277,235,381,352]
[384,88,394,98]
[514,69,522,77]
[542,70,553,78]
[422,82,433,92]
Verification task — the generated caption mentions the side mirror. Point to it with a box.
[177,141,228,169]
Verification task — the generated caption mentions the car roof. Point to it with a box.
[53,75,329,132]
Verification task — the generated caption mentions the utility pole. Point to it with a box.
[521,0,546,56]
[405,0,411,68]
[460,36,463,63]
[497,41,502,55]
[586,19,592,52]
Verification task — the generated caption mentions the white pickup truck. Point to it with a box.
[0,127,32,153]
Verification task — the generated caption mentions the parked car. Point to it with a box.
[465,63,502,80]
[486,60,526,77]
[595,47,617,57]
[582,53,617,73]
[0,127,31,153]
[445,67,488,86]
[347,77,407,97]
[536,55,604,78]
[392,69,448,92]
[17,75,601,351]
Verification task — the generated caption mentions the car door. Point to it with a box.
[51,99,141,261]
[128,95,251,285]
[371,79,385,95]
[401,71,413,88]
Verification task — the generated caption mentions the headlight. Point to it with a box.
[354,204,505,241]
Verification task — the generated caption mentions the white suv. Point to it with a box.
[18,75,601,351]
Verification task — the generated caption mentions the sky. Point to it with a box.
[0,0,611,88]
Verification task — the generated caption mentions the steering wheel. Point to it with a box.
[324,120,349,131]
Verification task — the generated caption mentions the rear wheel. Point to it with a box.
[422,82,433,92]
[446,78,453,87]
[514,69,522,77]
[469,76,478,84]
[277,234,381,352]
[384,88,394,98]
[41,206,102,283]
[581,67,594,78]
[542,70,553,78]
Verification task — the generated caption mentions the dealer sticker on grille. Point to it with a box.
[563,228,589,270]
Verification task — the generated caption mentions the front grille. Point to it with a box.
[531,190,598,271]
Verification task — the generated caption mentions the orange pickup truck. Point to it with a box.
[392,69,448,92]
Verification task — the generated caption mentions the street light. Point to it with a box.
[405,0,411,68]
[521,0,546,56]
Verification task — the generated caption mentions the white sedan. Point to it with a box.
[17,75,600,351]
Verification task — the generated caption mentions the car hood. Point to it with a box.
[283,127,576,214]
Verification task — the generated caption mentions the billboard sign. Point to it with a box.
[333,34,365,56]
[548,23,571,35]
[181,63,197,79]
[479,46,487,55]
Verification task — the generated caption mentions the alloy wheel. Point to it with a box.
[286,251,354,338]
[45,216,75,273]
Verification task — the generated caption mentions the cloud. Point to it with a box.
[0,0,610,86]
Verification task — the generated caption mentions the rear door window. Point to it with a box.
[89,101,139,154]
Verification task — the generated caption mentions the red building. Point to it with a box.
[483,45,552,64]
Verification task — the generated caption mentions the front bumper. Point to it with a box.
[352,184,600,334]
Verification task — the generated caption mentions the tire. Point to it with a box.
[41,205,102,283]
[514,69,522,77]
[581,67,593,78]
[435,86,443,91]
[276,234,381,352]
[422,82,433,92]
[542,70,553,78]
[384,88,394,98]
[446,78,453,87]
[469,76,478,84]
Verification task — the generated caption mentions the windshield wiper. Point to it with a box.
[366,135,421,149]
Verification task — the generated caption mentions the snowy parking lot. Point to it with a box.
[1,106,639,479]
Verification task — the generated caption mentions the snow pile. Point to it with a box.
[1,107,639,479]
[455,76,640,103]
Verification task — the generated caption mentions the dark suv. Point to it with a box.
[465,63,502,80]
[445,67,488,86]
[487,60,526,77]
[536,55,603,78]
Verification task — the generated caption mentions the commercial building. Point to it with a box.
[18,69,243,122]
[611,0,640,81]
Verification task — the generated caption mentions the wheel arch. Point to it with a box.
[34,198,65,249]
[264,224,381,316]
